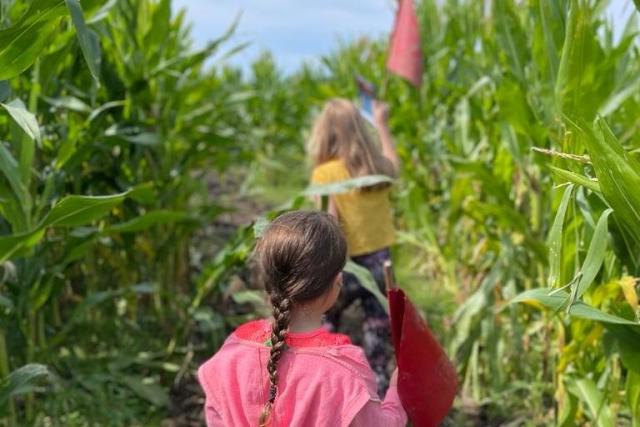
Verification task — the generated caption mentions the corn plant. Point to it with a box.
[1,0,253,424]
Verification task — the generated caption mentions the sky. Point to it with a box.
[172,0,395,73]
[172,0,635,74]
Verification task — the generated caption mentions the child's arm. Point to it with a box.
[198,365,225,427]
[373,101,400,173]
[203,403,224,427]
[350,369,408,427]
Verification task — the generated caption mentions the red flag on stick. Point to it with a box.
[387,0,423,87]
[384,261,456,427]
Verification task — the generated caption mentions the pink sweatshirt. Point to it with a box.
[198,319,407,426]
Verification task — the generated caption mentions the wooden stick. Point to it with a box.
[383,260,396,291]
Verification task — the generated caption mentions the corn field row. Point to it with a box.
[1,0,639,425]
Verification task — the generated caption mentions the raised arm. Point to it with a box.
[373,101,400,173]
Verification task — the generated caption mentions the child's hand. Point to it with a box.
[373,101,390,127]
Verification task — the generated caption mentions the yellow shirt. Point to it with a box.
[311,159,395,256]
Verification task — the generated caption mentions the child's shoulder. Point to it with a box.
[233,318,271,343]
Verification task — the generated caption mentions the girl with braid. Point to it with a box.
[198,211,407,426]
[308,99,399,395]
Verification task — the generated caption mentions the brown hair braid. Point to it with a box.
[259,292,290,426]
[255,211,347,426]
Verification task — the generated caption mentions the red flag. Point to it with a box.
[387,0,423,87]
[388,287,457,426]
[384,261,456,427]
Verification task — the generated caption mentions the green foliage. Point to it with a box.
[0,364,52,411]
[0,0,253,424]
[65,0,101,83]
[0,0,67,80]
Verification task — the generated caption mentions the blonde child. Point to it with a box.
[198,211,407,426]
[308,98,398,395]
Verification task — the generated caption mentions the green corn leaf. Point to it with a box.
[86,0,117,24]
[512,288,639,326]
[0,293,13,312]
[536,0,562,85]
[120,375,169,407]
[344,260,388,314]
[548,184,574,288]
[87,100,125,122]
[584,117,640,248]
[1,99,40,142]
[0,0,67,80]
[0,229,45,264]
[303,175,393,197]
[128,182,157,205]
[494,1,527,83]
[557,389,579,427]
[0,189,129,261]
[555,0,598,121]
[0,142,30,213]
[0,364,52,407]
[41,192,128,227]
[143,0,171,57]
[549,166,600,193]
[65,0,101,83]
[1,99,37,190]
[565,377,615,427]
[626,371,640,425]
[122,132,159,146]
[53,137,77,170]
[598,74,640,117]
[607,325,640,375]
[105,210,193,234]
[42,95,91,113]
[253,216,269,238]
[60,238,98,265]
[573,208,612,299]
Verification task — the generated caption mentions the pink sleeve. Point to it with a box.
[204,400,224,427]
[198,363,225,427]
[350,384,408,427]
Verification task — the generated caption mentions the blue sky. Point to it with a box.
[172,0,395,73]
[173,0,635,74]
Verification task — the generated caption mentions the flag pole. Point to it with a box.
[384,260,397,291]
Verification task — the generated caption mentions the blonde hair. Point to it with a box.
[255,211,347,426]
[308,98,395,191]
